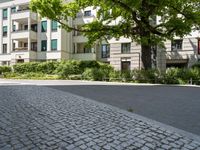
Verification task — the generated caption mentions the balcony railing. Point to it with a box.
[12,29,37,33]
[13,47,28,51]
[11,8,30,14]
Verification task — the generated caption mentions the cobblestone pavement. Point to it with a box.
[0,86,200,150]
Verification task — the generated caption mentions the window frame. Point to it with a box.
[51,39,57,51]
[84,10,92,17]
[51,21,58,32]
[3,44,7,54]
[41,21,47,32]
[41,40,47,51]
[3,26,7,37]
[101,44,110,58]
[171,39,183,51]
[121,43,131,54]
[3,9,8,19]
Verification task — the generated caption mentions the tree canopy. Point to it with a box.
[30,0,200,69]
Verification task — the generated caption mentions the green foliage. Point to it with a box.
[0,66,12,75]
[109,70,122,82]
[192,62,200,69]
[82,68,104,81]
[13,61,58,74]
[37,61,59,74]
[79,61,100,72]
[55,60,81,79]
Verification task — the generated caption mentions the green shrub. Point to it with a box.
[13,62,39,74]
[56,60,81,79]
[192,62,200,68]
[79,61,100,72]
[0,66,12,75]
[131,69,161,83]
[109,70,122,81]
[82,68,105,81]
[162,68,180,84]
[13,61,58,74]
[37,61,59,74]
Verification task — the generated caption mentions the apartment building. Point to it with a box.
[0,0,200,71]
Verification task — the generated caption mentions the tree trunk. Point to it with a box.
[141,43,152,70]
[139,27,152,70]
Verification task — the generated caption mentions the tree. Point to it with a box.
[30,0,200,69]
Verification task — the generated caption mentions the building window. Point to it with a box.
[84,46,92,53]
[3,26,7,37]
[3,44,7,54]
[198,39,200,55]
[121,61,131,71]
[121,43,131,54]
[13,25,16,31]
[41,21,47,32]
[41,40,47,51]
[11,7,16,13]
[31,24,37,32]
[84,10,91,16]
[51,21,57,31]
[171,39,183,51]
[51,39,57,51]
[101,44,110,58]
[3,9,8,19]
[31,42,37,51]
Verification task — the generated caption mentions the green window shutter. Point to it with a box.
[51,21,57,31]
[41,21,47,32]
[51,39,57,51]
[41,40,47,51]
[3,9,7,19]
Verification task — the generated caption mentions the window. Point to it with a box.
[41,40,47,51]
[3,26,7,37]
[31,42,37,51]
[121,43,131,54]
[41,21,47,32]
[198,39,200,55]
[3,9,7,19]
[84,46,92,53]
[101,44,110,58]
[51,21,57,31]
[31,24,37,32]
[51,39,57,51]
[11,7,16,13]
[13,25,16,31]
[3,44,7,54]
[121,61,131,71]
[84,10,91,16]
[171,39,183,51]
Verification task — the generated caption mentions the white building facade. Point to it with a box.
[0,0,200,71]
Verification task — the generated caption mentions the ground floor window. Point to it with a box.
[121,61,131,71]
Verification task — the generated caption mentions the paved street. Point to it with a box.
[47,84,200,136]
[0,84,200,150]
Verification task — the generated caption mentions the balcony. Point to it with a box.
[13,47,28,51]
[72,53,96,60]
[73,13,95,25]
[11,29,37,40]
[11,9,37,21]
[73,35,88,43]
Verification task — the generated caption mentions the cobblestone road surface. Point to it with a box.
[0,85,200,150]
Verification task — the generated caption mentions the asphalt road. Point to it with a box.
[47,85,200,136]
